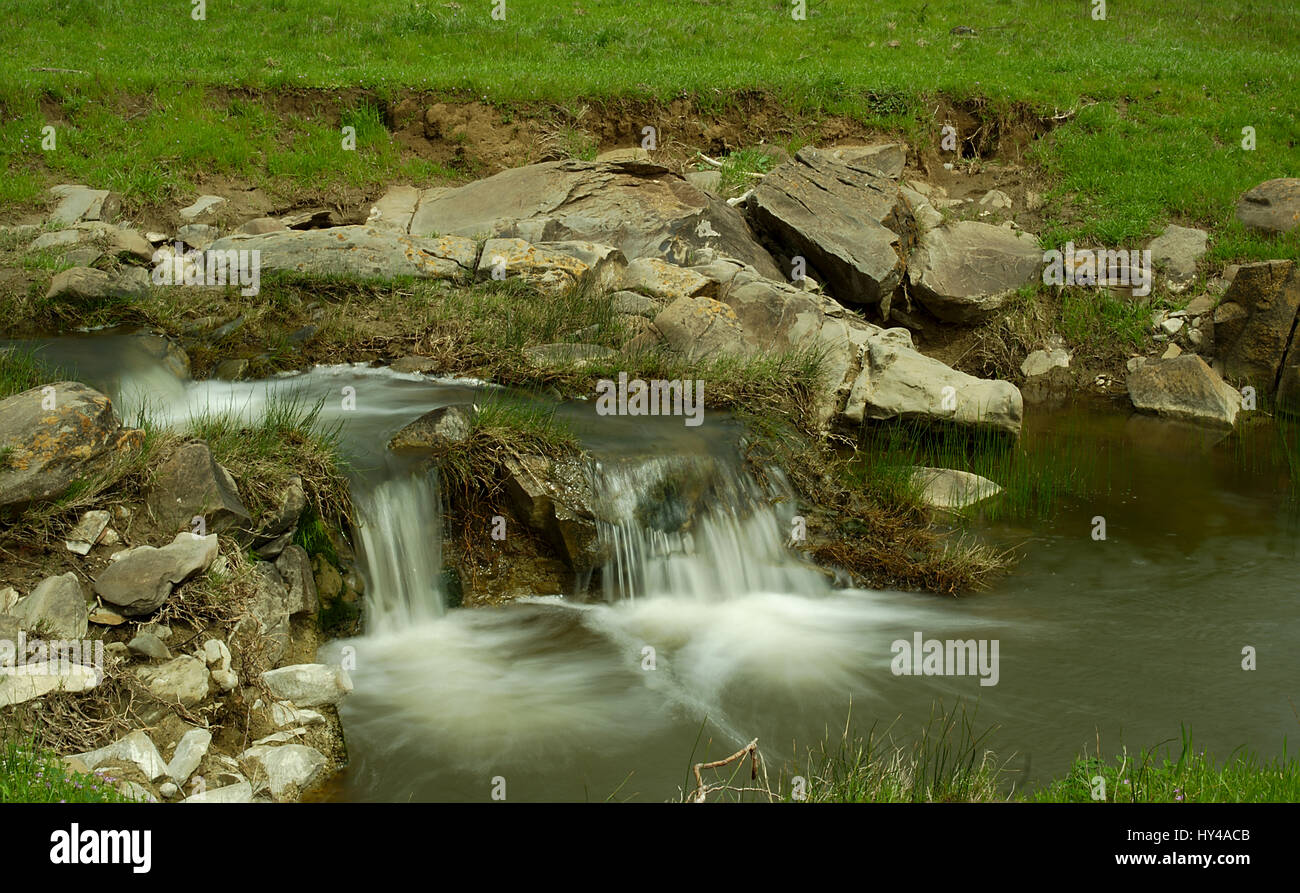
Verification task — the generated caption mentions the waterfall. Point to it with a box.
[591,452,831,603]
[351,457,447,632]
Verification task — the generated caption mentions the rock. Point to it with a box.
[621,257,714,301]
[1160,317,1185,336]
[654,296,748,360]
[407,159,782,278]
[146,441,251,537]
[390,355,440,374]
[1021,348,1071,378]
[92,532,217,616]
[1127,355,1241,428]
[811,143,908,179]
[686,169,722,194]
[748,148,911,304]
[0,613,18,656]
[844,333,1024,437]
[269,701,326,728]
[127,632,171,661]
[979,189,1013,210]
[1235,178,1300,236]
[49,185,119,226]
[44,266,147,303]
[65,509,111,555]
[1147,224,1208,288]
[1217,261,1299,393]
[166,728,212,785]
[256,475,306,542]
[367,185,422,233]
[206,226,479,281]
[260,663,353,707]
[74,731,167,782]
[535,241,627,290]
[610,290,660,318]
[30,230,84,251]
[388,405,473,453]
[312,556,343,605]
[522,343,615,368]
[176,223,220,250]
[178,195,226,221]
[159,781,180,799]
[136,655,211,707]
[1184,294,1216,317]
[0,587,17,613]
[908,221,1043,323]
[475,237,593,293]
[202,638,232,672]
[240,744,327,801]
[13,573,88,639]
[184,781,254,803]
[253,531,293,560]
[909,467,1003,510]
[1162,343,1184,360]
[0,660,100,708]
[233,563,291,667]
[275,545,318,616]
[237,217,287,235]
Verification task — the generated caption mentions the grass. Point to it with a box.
[0,344,59,399]
[0,735,138,803]
[0,0,1295,261]
[1033,728,1300,803]
[715,147,777,196]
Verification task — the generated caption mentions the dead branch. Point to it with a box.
[690,738,760,803]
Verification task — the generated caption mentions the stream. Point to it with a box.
[10,331,1300,801]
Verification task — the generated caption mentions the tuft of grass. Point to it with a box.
[789,701,1008,803]
[1033,728,1300,803]
[0,344,61,399]
[0,735,138,803]
[716,147,776,196]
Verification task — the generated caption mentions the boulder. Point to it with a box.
[748,148,911,303]
[126,632,171,661]
[844,331,1024,437]
[166,728,212,785]
[178,195,226,221]
[136,655,211,707]
[407,159,782,279]
[74,731,168,782]
[610,290,661,318]
[13,573,88,639]
[260,663,353,707]
[0,382,144,511]
[275,545,319,616]
[1147,224,1208,289]
[240,744,327,801]
[1127,354,1241,428]
[475,237,594,294]
[206,226,479,281]
[909,467,1003,511]
[654,296,748,361]
[1235,178,1300,236]
[92,532,219,616]
[502,454,605,572]
[0,660,100,708]
[254,475,306,543]
[45,266,149,302]
[620,257,715,301]
[1021,348,1071,378]
[808,143,908,179]
[388,405,473,453]
[908,221,1043,323]
[146,441,252,537]
[1216,260,1299,393]
[232,562,291,667]
[48,185,119,226]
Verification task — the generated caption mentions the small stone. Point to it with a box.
[178,195,227,221]
[1160,317,1185,336]
[65,509,111,555]
[127,632,172,661]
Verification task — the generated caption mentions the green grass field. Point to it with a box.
[1,0,1296,259]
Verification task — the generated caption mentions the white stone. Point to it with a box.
[184,781,254,803]
[167,728,212,785]
[74,730,168,781]
[260,664,353,707]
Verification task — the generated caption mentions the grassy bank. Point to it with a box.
[0,1,1296,259]
[0,736,138,803]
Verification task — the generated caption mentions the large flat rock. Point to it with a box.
[748,148,911,304]
[207,226,479,281]
[408,159,782,279]
[1128,354,1241,428]
[908,221,1043,323]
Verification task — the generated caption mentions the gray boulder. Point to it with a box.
[1236,178,1300,236]
[240,743,327,801]
[1147,224,1208,290]
[388,405,473,453]
[0,382,143,511]
[48,185,119,226]
[275,545,319,616]
[908,221,1043,323]
[407,159,783,278]
[13,573,88,639]
[146,441,251,537]
[206,226,479,281]
[1216,260,1299,394]
[748,148,911,304]
[136,655,211,707]
[92,532,219,616]
[260,663,353,707]
[1127,355,1241,428]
